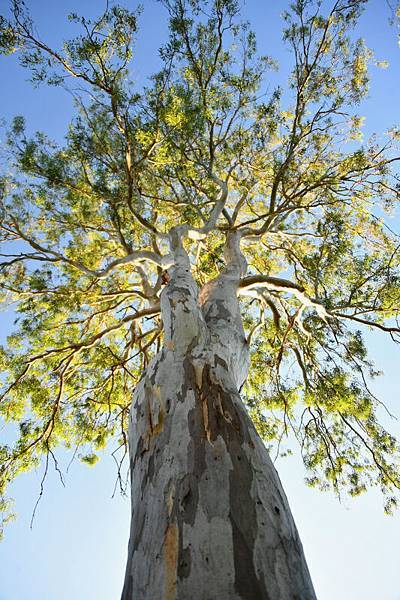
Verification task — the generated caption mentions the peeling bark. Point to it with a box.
[121,232,317,600]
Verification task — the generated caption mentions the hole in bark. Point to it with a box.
[237,456,242,461]
[274,506,280,515]
[256,500,262,505]
[205,557,209,563]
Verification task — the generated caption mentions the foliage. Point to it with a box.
[1,0,400,534]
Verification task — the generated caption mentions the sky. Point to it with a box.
[0,0,400,599]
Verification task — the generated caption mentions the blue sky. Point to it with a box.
[0,1,400,598]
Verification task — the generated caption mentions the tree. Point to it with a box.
[1,0,400,597]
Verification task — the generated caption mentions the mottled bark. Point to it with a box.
[121,232,317,600]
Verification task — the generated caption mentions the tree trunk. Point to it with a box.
[121,231,317,599]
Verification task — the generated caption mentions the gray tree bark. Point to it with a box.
[121,231,317,600]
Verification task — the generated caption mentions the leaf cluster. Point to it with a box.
[0,0,400,527]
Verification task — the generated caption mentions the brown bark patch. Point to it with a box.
[164,522,179,600]
[201,393,213,444]
[140,383,165,455]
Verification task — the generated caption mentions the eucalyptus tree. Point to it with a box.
[1,0,400,598]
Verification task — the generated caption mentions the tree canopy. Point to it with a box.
[1,0,400,537]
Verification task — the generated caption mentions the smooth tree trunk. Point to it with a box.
[121,232,317,600]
